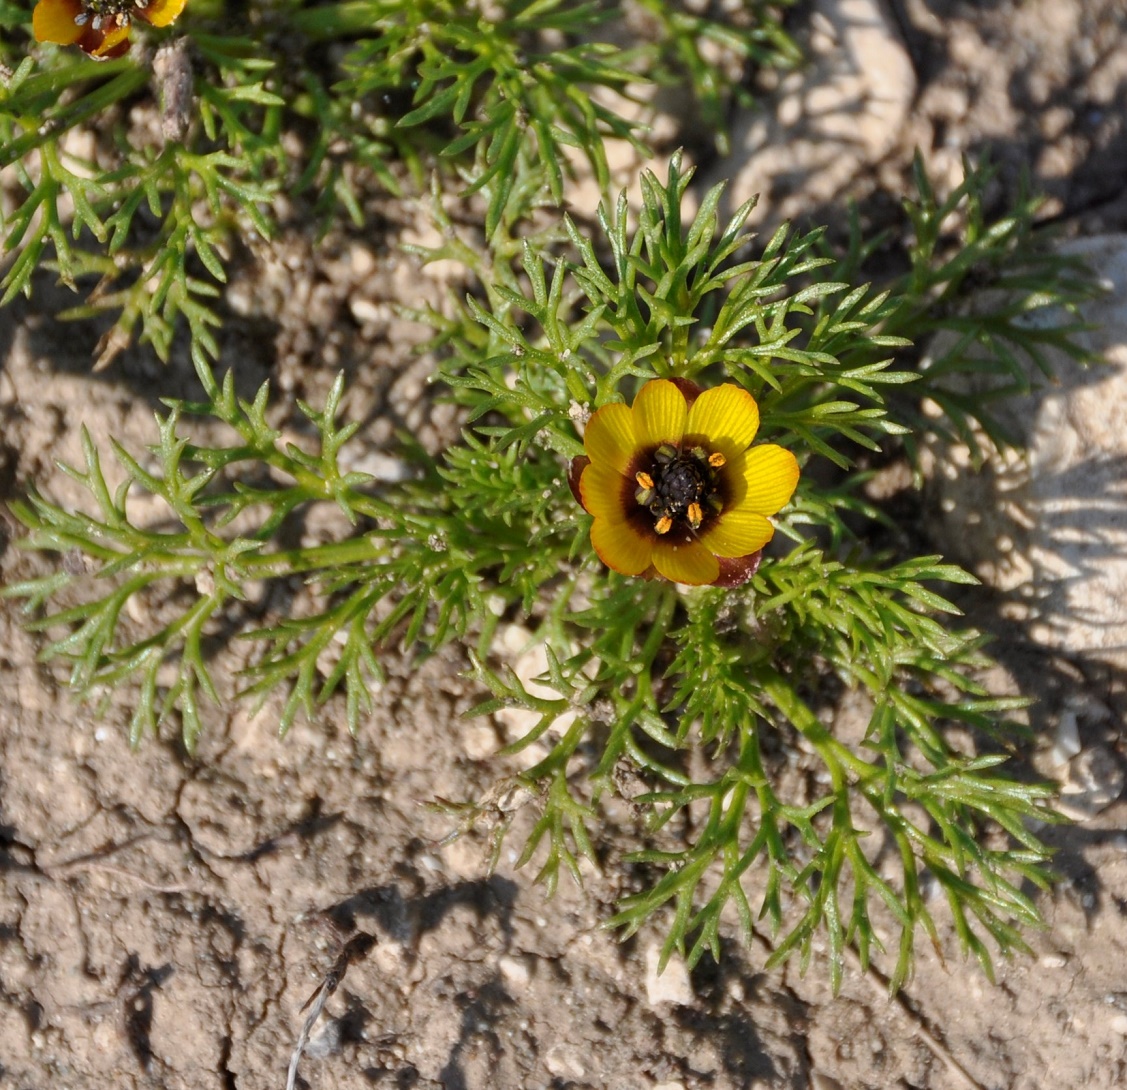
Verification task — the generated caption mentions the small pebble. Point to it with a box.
[544,1045,586,1079]
[1058,746,1125,820]
[350,298,383,325]
[644,944,694,1007]
[498,954,533,992]
[1048,708,1081,768]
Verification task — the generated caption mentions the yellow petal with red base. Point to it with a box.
[632,379,686,448]
[33,0,85,44]
[698,508,775,558]
[142,0,187,26]
[590,515,653,577]
[579,461,629,520]
[684,383,760,461]
[727,444,800,515]
[652,538,720,585]
[583,402,635,475]
[90,23,131,56]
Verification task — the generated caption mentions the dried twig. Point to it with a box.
[285,933,376,1090]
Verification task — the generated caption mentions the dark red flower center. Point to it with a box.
[634,443,726,536]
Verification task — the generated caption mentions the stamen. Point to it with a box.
[687,502,703,529]
[634,486,654,506]
[74,11,89,23]
[116,11,130,24]
[708,451,726,468]
[134,0,149,6]
[655,515,672,535]
[635,471,654,490]
[92,14,102,28]
[653,444,678,465]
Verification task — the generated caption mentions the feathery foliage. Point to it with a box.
[1,0,774,363]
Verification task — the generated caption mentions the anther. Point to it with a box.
[655,515,672,535]
[708,452,726,468]
[74,11,89,23]
[635,471,654,490]
[91,14,102,28]
[687,502,703,529]
[134,0,149,6]
[116,12,130,24]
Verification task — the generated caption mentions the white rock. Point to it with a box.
[1050,692,1114,769]
[497,954,533,992]
[1058,746,1125,820]
[544,1044,586,1079]
[1048,707,1082,769]
[922,235,1127,669]
[702,0,915,226]
[644,943,694,1007]
[348,297,385,325]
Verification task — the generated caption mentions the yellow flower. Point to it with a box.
[571,379,799,587]
[33,0,186,59]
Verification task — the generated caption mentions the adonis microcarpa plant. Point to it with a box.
[0,1,1102,992]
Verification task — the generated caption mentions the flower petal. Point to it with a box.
[697,507,775,558]
[726,444,800,515]
[583,402,636,474]
[652,538,720,585]
[579,461,630,520]
[591,516,653,576]
[714,551,763,587]
[33,0,84,45]
[89,23,131,56]
[632,379,687,449]
[685,383,760,460]
[667,376,703,409]
[141,0,187,26]
[567,456,589,506]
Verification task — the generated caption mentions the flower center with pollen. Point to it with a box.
[634,443,726,535]
[73,0,149,28]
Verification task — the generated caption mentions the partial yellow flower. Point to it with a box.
[33,0,187,59]
[571,379,799,586]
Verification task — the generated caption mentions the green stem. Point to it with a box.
[1,64,148,170]
[592,582,677,781]
[759,668,873,787]
[289,0,406,39]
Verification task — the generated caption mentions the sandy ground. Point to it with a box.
[3,2,1127,1087]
